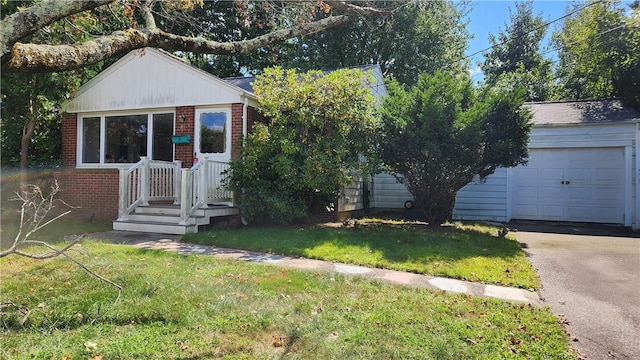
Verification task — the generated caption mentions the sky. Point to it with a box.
[465,0,571,82]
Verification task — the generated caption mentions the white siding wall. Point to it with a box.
[337,174,366,212]
[65,48,249,113]
[453,169,508,222]
[372,173,413,209]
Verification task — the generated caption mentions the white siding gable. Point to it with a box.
[64,48,251,113]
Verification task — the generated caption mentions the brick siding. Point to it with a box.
[56,105,264,221]
[174,106,195,167]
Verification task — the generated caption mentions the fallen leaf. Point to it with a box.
[273,336,286,347]
[465,338,477,345]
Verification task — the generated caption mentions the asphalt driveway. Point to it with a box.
[512,222,640,360]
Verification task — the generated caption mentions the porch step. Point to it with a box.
[113,204,240,235]
[126,213,209,226]
[113,220,198,235]
[134,204,238,217]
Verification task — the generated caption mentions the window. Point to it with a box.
[78,112,174,166]
[199,111,226,154]
[82,117,100,163]
[106,114,147,163]
[153,113,174,161]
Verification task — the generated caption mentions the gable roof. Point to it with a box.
[64,48,256,113]
[525,100,640,125]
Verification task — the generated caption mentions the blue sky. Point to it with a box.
[465,0,571,81]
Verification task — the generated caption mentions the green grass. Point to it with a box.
[0,217,112,250]
[1,240,574,359]
[183,220,540,290]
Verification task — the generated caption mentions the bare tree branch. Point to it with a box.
[140,0,158,31]
[0,183,122,301]
[324,0,392,16]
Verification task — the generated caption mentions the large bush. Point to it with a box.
[226,67,380,224]
[378,72,533,225]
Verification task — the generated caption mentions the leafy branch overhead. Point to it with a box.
[0,0,391,73]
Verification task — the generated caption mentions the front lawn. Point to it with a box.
[1,241,574,359]
[183,220,539,290]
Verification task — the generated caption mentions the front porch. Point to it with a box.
[113,157,238,234]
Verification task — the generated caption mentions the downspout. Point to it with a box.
[636,122,640,230]
[242,96,248,144]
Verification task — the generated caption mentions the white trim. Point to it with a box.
[625,145,633,227]
[194,106,232,162]
[506,167,513,222]
[636,123,640,230]
[530,139,634,148]
[76,109,175,168]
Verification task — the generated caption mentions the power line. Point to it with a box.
[540,23,626,56]
[464,0,604,61]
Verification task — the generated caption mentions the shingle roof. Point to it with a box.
[223,65,382,94]
[525,100,640,125]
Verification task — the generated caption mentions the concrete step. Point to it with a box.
[112,220,197,235]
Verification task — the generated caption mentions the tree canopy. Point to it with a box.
[1,0,390,73]
[226,67,380,224]
[480,1,555,101]
[378,72,532,225]
[553,0,640,109]
[272,0,470,86]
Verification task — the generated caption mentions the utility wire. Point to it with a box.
[540,24,627,56]
[464,0,604,61]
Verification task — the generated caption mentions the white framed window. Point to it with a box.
[77,110,175,167]
[194,107,232,162]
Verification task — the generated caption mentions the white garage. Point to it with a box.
[511,147,626,224]
[373,100,640,230]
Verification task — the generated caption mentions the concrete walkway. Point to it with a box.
[91,231,542,306]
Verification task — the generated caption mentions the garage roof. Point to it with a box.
[525,100,640,125]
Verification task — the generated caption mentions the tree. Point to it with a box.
[553,0,640,109]
[225,67,380,224]
[1,0,390,74]
[272,0,470,86]
[378,72,532,225]
[1,1,104,181]
[480,1,555,101]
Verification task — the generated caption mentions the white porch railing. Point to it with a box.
[179,159,233,225]
[118,157,182,221]
[118,156,232,224]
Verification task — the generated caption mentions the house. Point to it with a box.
[374,100,640,230]
[58,47,387,233]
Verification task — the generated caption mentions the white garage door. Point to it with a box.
[512,147,625,224]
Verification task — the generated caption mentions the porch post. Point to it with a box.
[199,158,209,208]
[173,160,182,204]
[117,168,129,221]
[179,168,191,225]
[140,156,150,206]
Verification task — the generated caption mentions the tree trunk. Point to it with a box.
[20,77,38,188]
